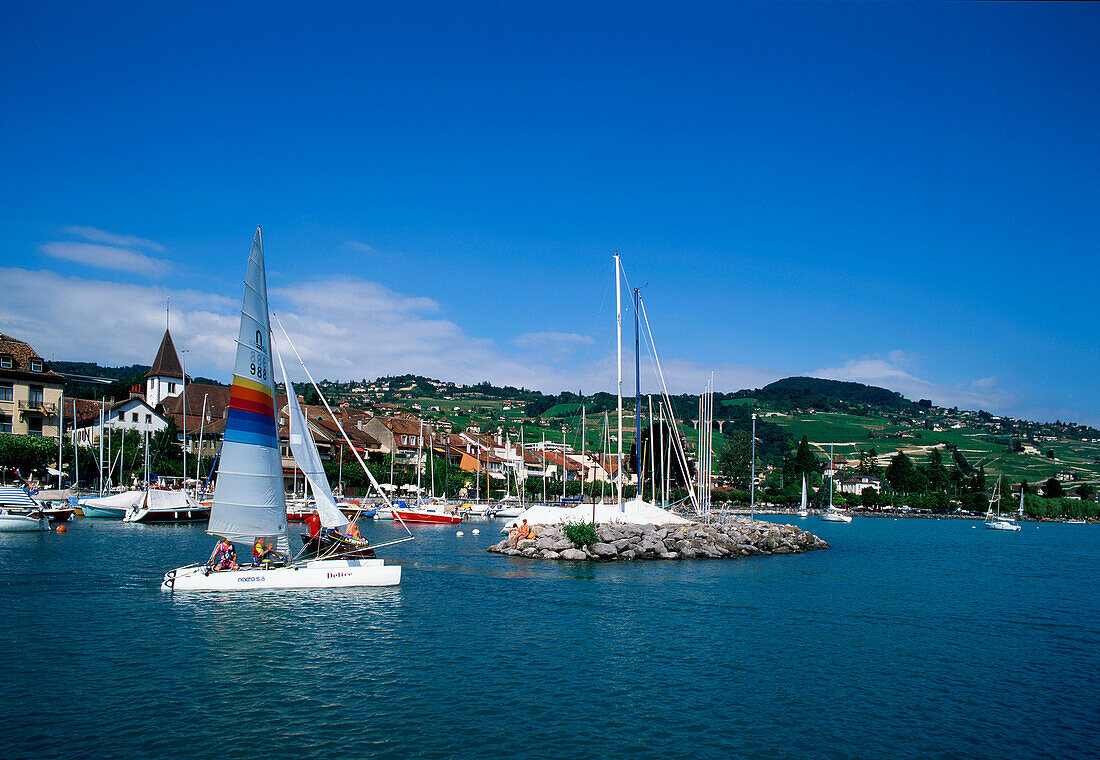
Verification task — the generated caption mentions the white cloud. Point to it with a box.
[344,241,384,256]
[60,226,166,252]
[40,242,170,277]
[811,355,1017,413]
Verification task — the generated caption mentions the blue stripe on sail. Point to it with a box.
[224,408,278,448]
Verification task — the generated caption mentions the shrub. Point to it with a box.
[562,521,599,547]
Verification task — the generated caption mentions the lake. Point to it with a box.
[0,515,1097,759]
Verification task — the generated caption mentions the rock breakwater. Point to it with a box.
[487,520,829,561]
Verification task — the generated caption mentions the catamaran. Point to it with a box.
[162,228,402,590]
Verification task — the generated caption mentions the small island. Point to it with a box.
[488,520,829,561]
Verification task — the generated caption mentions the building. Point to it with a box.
[145,327,186,407]
[73,394,168,447]
[0,333,65,438]
[838,475,882,495]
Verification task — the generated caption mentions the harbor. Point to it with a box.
[1,514,1096,759]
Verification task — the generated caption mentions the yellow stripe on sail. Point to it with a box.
[233,375,275,399]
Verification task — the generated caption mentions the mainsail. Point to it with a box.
[207,228,289,552]
[274,344,348,530]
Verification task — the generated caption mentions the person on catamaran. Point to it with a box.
[344,521,363,541]
[209,539,238,570]
[304,511,321,539]
[252,537,283,566]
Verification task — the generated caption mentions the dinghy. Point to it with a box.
[163,228,401,591]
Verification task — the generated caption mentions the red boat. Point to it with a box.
[391,506,462,524]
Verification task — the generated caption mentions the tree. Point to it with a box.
[785,435,817,482]
[885,451,927,494]
[922,448,950,492]
[717,431,751,488]
[1043,477,1064,498]
[1074,483,1095,500]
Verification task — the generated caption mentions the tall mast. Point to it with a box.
[634,287,642,499]
[648,395,655,504]
[561,424,567,502]
[615,253,623,510]
[580,406,586,508]
[57,390,64,489]
[98,399,104,494]
[72,399,78,489]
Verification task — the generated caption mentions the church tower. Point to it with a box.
[145,303,186,407]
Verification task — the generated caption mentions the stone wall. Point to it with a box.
[487,520,829,561]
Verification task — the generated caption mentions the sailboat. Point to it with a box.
[820,445,852,522]
[162,228,401,590]
[984,478,1020,532]
[798,474,809,518]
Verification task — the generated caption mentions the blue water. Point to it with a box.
[1,516,1097,760]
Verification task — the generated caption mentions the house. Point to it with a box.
[838,475,882,495]
[0,333,65,438]
[1056,470,1075,482]
[73,393,168,447]
[360,416,433,463]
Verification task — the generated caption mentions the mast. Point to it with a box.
[196,393,208,484]
[580,406,586,508]
[648,395,655,504]
[417,418,423,500]
[541,431,547,503]
[561,425,567,503]
[519,425,525,507]
[750,410,757,520]
[634,286,641,497]
[57,390,64,489]
[829,443,834,509]
[615,253,623,511]
[181,348,187,493]
[98,399,104,494]
[72,399,78,489]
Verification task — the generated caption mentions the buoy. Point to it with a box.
[56,525,67,534]
[471,529,480,535]
[971,526,976,529]
[455,531,464,537]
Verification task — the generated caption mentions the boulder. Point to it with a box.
[591,542,618,558]
[612,538,633,552]
[550,539,574,552]
[539,549,561,559]
[560,548,587,561]
[517,539,536,550]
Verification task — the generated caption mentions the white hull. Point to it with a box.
[163,558,401,591]
[494,507,524,518]
[985,520,1021,531]
[797,510,808,518]
[0,513,50,532]
[821,512,852,523]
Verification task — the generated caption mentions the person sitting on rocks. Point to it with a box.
[511,518,537,548]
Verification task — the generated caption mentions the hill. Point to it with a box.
[742,376,917,414]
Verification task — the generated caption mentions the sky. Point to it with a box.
[1,2,1097,425]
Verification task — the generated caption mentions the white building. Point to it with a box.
[74,396,168,446]
[145,328,186,407]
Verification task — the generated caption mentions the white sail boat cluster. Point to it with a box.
[820,444,852,523]
[162,228,403,591]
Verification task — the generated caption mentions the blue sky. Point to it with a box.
[1,2,1097,425]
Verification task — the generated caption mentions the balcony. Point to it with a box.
[18,400,56,415]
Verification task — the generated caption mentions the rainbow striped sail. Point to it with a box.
[207,228,289,551]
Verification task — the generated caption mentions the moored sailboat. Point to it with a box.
[798,474,809,518]
[162,228,401,590]
[984,478,1021,532]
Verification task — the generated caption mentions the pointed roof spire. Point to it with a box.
[146,327,184,380]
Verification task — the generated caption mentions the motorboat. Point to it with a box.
[0,487,50,531]
[391,499,462,524]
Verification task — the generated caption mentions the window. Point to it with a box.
[117,411,125,421]
[168,382,176,393]
[0,355,11,369]
[0,414,10,433]
[30,359,42,372]
[145,414,152,423]
[27,417,43,437]
[131,412,138,422]
[29,386,44,406]
[0,383,11,402]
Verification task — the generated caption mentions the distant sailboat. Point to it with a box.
[798,474,808,518]
[985,478,1021,532]
[162,228,401,590]
[820,444,852,523]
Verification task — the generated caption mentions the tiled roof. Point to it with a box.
[146,328,184,379]
[0,332,66,383]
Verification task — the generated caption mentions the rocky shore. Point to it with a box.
[487,520,829,561]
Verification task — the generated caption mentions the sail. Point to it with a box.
[207,228,289,552]
[275,345,347,530]
[1019,489,1025,516]
[800,475,807,511]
